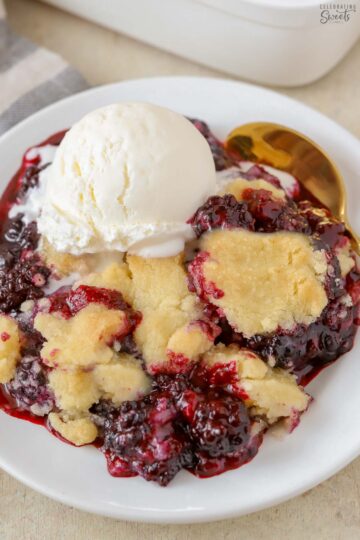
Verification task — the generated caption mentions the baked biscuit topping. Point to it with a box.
[48,369,100,412]
[35,304,128,369]
[203,344,310,424]
[127,254,217,371]
[48,412,98,446]
[190,229,328,337]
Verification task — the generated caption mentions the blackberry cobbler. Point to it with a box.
[0,114,358,486]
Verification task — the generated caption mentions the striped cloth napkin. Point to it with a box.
[0,0,88,136]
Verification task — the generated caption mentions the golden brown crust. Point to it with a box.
[48,369,101,412]
[48,412,98,446]
[79,256,217,371]
[199,229,328,337]
[34,304,127,369]
[127,254,209,371]
[93,354,150,404]
[167,322,213,360]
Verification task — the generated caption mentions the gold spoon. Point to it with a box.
[225,122,360,255]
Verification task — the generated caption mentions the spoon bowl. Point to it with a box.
[225,122,359,254]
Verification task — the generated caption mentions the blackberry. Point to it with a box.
[102,369,256,485]
[189,194,255,237]
[189,118,237,171]
[6,356,54,415]
[299,201,347,250]
[187,390,251,457]
[242,189,311,234]
[103,394,192,486]
[245,295,357,383]
[104,399,150,452]
[0,254,50,312]
[2,217,40,253]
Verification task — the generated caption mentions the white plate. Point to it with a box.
[0,77,359,524]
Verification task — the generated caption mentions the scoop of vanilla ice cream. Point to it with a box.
[38,102,216,257]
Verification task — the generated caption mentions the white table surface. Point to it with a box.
[1,1,360,538]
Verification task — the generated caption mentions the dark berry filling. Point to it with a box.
[188,188,359,385]
[17,163,50,202]
[190,188,352,253]
[48,284,138,319]
[0,133,64,425]
[189,194,255,237]
[186,391,250,457]
[0,217,50,312]
[94,365,259,486]
[190,119,238,171]
[5,356,54,415]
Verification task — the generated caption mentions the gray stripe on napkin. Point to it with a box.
[0,21,37,73]
[0,66,88,134]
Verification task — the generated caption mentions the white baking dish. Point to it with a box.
[41,0,360,86]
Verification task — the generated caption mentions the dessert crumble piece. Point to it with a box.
[48,412,98,446]
[127,254,218,372]
[189,229,328,337]
[48,369,101,412]
[202,344,310,425]
[34,304,129,369]
[167,320,220,362]
[0,315,21,383]
[81,259,219,371]
[93,354,150,405]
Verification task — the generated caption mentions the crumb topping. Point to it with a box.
[194,229,328,336]
[203,344,310,423]
[34,303,128,368]
[128,254,213,371]
[93,354,150,404]
[167,321,214,360]
[0,315,21,383]
[76,256,217,371]
[48,412,98,446]
[48,369,100,412]
[48,353,149,415]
